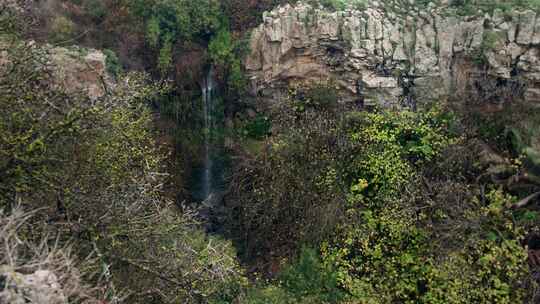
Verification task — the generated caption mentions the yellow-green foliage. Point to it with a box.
[289,81,340,112]
[131,0,222,73]
[90,92,159,185]
[449,0,540,15]
[208,28,248,96]
[305,0,368,11]
[229,98,454,277]
[424,239,527,303]
[158,38,173,75]
[50,15,75,43]
[234,98,530,303]
[321,186,529,303]
[0,26,245,303]
[242,285,291,304]
[321,201,431,303]
[422,190,528,303]
[240,247,345,304]
[344,107,454,202]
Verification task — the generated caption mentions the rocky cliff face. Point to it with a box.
[1,42,108,100]
[245,2,540,108]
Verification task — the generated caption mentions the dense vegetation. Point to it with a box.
[1,4,245,303]
[1,0,540,303]
[228,82,539,303]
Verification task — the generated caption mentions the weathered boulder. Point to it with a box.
[0,41,109,100]
[245,2,540,107]
[0,269,66,304]
[49,46,109,100]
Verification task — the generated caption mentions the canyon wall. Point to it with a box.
[245,2,540,108]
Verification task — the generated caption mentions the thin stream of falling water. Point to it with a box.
[201,67,214,201]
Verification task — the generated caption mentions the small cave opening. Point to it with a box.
[471,75,526,104]
[510,65,520,77]
[325,45,345,67]
[326,45,342,55]
[397,73,417,110]
[375,62,391,76]
[496,78,508,88]
[529,235,540,250]
[527,234,540,267]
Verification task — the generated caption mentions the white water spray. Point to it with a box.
[201,67,215,200]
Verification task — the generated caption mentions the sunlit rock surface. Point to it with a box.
[49,46,109,100]
[0,270,66,304]
[246,2,540,107]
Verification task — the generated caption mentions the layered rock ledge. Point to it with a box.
[245,2,540,107]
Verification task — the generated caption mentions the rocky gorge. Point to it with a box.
[2,1,540,303]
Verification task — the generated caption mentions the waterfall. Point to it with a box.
[201,67,215,201]
[191,66,227,207]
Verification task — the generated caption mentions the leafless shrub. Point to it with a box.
[0,204,119,304]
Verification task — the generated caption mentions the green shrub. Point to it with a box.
[322,207,432,303]
[158,37,173,75]
[228,100,454,260]
[242,286,292,304]
[424,240,528,303]
[450,0,540,15]
[49,16,75,43]
[209,28,248,95]
[209,29,235,65]
[242,115,272,140]
[305,0,368,11]
[421,190,529,303]
[131,0,221,41]
[290,81,340,112]
[321,176,529,303]
[343,107,454,201]
[280,247,345,303]
[130,0,222,73]
[227,58,248,94]
[241,247,345,304]
[103,49,122,77]
[84,0,107,20]
[146,16,161,48]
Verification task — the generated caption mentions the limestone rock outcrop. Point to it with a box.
[1,42,109,100]
[49,46,109,100]
[0,270,66,304]
[245,2,540,107]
